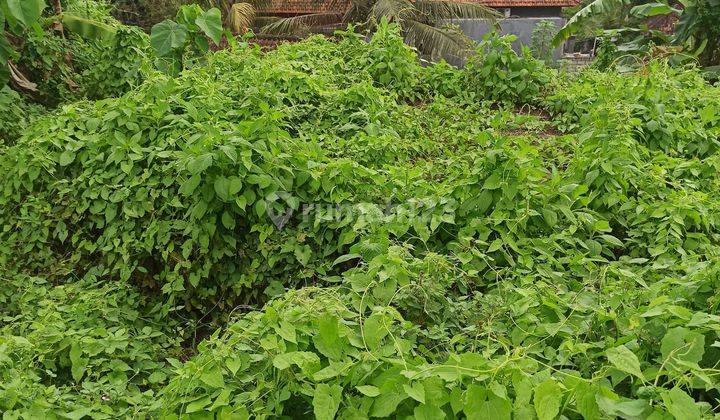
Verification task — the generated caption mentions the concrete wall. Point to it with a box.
[448,17,566,63]
[505,7,564,18]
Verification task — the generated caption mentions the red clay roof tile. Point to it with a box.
[476,0,579,6]
[258,0,580,15]
[257,0,351,15]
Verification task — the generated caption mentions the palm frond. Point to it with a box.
[553,0,632,46]
[260,13,345,36]
[343,0,376,24]
[414,0,499,23]
[369,0,415,25]
[250,0,274,11]
[228,2,256,34]
[403,19,474,59]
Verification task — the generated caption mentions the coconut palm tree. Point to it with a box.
[207,0,498,58]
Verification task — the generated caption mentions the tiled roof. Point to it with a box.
[256,0,351,15]
[476,0,580,6]
[258,0,579,15]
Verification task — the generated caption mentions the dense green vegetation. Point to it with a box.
[557,0,720,72]
[2,11,720,420]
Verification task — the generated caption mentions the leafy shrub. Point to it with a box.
[0,86,44,144]
[530,19,557,64]
[2,28,720,420]
[417,59,467,100]
[356,19,421,101]
[0,271,181,417]
[15,26,80,104]
[160,250,720,418]
[547,61,720,156]
[150,4,224,75]
[11,0,148,104]
[79,26,150,99]
[463,33,552,105]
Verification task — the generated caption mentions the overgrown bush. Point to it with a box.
[79,26,150,98]
[356,19,421,101]
[2,24,720,419]
[547,61,720,157]
[0,271,181,417]
[463,33,552,105]
[11,0,149,105]
[0,86,45,145]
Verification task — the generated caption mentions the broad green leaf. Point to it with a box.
[357,385,381,397]
[313,314,343,360]
[534,380,562,420]
[542,208,558,227]
[179,174,201,196]
[200,366,225,389]
[574,383,601,420]
[313,383,342,420]
[214,176,243,202]
[601,234,624,247]
[175,4,202,27]
[195,8,223,45]
[294,244,311,266]
[7,0,45,27]
[150,19,188,57]
[312,361,352,381]
[210,388,231,411]
[660,327,705,366]
[185,395,212,413]
[661,387,700,420]
[414,404,445,420]
[332,253,362,266]
[403,382,425,404]
[606,345,645,380]
[272,351,321,374]
[423,377,450,407]
[596,394,649,418]
[483,396,511,420]
[483,172,502,190]
[69,342,85,382]
[254,199,266,217]
[59,150,76,166]
[464,384,487,419]
[371,389,407,417]
[275,320,296,343]
[363,312,390,351]
[186,153,213,174]
[62,14,116,41]
[63,408,93,420]
[630,3,678,17]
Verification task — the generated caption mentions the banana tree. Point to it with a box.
[1,0,118,88]
[554,0,720,67]
[1,0,46,86]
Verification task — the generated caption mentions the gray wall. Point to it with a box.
[503,7,564,18]
[448,17,566,63]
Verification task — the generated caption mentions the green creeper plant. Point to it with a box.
[1,25,720,419]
